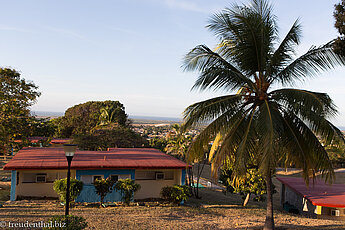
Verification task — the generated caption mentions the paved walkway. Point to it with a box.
[194,177,225,190]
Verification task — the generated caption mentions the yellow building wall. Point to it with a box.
[134,169,182,200]
[16,170,76,199]
[319,206,345,217]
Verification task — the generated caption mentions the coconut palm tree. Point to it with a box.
[165,124,191,159]
[182,0,345,229]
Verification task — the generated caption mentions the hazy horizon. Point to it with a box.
[32,110,345,131]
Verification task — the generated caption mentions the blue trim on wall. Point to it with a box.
[181,169,186,185]
[75,169,135,203]
[10,171,16,201]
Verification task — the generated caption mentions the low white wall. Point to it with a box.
[16,170,76,199]
[134,169,182,200]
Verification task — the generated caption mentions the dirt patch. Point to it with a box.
[0,189,344,230]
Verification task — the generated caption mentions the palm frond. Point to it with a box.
[274,42,345,85]
[215,106,256,176]
[183,45,256,91]
[207,0,276,75]
[267,19,301,78]
[255,101,282,173]
[183,94,243,129]
[209,133,222,178]
[270,88,344,145]
[278,110,334,184]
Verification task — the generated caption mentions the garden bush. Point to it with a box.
[43,215,87,230]
[114,179,140,205]
[53,178,83,205]
[160,185,190,204]
[93,177,115,206]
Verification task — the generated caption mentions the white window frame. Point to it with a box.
[92,175,104,183]
[36,174,47,183]
[110,174,119,182]
[155,172,164,180]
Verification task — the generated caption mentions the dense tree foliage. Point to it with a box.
[326,145,345,167]
[149,137,167,152]
[183,1,345,229]
[219,162,268,206]
[334,0,345,56]
[54,101,129,137]
[73,128,148,150]
[26,117,56,138]
[165,124,192,159]
[0,68,40,154]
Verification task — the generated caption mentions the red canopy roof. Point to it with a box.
[277,177,345,208]
[3,147,189,170]
[50,138,72,144]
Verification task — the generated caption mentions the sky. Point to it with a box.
[0,0,344,125]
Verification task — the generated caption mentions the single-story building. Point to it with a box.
[277,177,345,219]
[13,137,72,146]
[3,147,188,202]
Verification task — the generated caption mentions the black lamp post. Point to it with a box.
[63,144,77,216]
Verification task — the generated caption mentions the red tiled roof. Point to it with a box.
[50,138,72,144]
[277,177,345,208]
[11,138,72,144]
[3,147,189,170]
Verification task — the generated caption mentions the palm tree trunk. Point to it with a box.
[196,163,201,198]
[100,196,104,208]
[263,171,274,230]
[243,193,250,206]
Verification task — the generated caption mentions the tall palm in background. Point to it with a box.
[182,0,345,229]
[165,124,191,159]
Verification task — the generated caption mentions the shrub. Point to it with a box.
[53,178,83,205]
[160,185,190,204]
[93,177,115,206]
[114,179,141,205]
[43,215,87,230]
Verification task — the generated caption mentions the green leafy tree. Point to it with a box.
[220,164,268,206]
[334,0,345,56]
[0,68,40,154]
[114,179,141,206]
[326,144,345,167]
[23,117,56,139]
[73,128,148,151]
[93,177,115,207]
[165,124,192,159]
[182,1,345,229]
[55,101,129,137]
[98,104,132,128]
[53,178,83,206]
[149,137,168,152]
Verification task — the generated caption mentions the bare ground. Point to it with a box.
[0,188,344,230]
